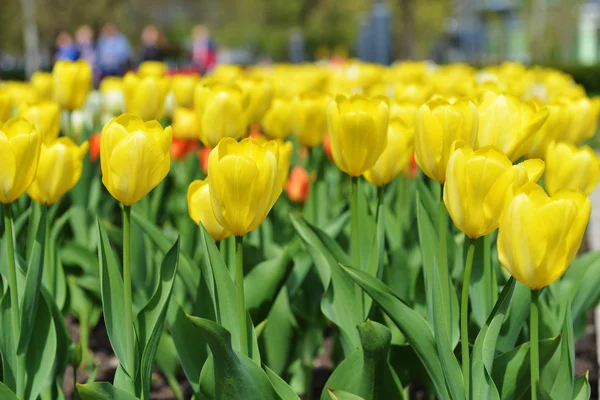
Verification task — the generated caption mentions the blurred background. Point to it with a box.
[1,0,599,86]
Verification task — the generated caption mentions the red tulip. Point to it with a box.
[89,132,101,163]
[323,133,332,162]
[286,166,310,203]
[197,145,212,174]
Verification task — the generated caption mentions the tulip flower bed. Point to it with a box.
[1,59,600,400]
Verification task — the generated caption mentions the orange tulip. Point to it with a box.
[286,166,311,203]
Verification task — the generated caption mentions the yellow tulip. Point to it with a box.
[123,72,170,121]
[363,113,416,187]
[100,77,125,115]
[444,143,544,239]
[100,114,172,206]
[0,88,12,122]
[415,97,478,183]
[31,71,54,101]
[262,97,294,139]
[476,91,548,161]
[137,61,167,78]
[172,107,198,140]
[558,97,600,143]
[171,75,199,108]
[208,137,282,236]
[327,94,389,177]
[545,141,600,195]
[238,78,274,124]
[187,179,231,241]
[526,100,570,159]
[250,135,292,190]
[195,82,248,147]
[0,117,42,204]
[498,184,590,289]
[20,101,61,143]
[292,91,329,148]
[4,81,37,109]
[52,60,92,110]
[27,137,88,204]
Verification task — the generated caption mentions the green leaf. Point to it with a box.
[0,382,18,399]
[471,278,516,400]
[491,336,560,399]
[321,320,403,400]
[290,214,361,355]
[76,382,139,400]
[326,389,366,400]
[96,219,135,378]
[560,251,600,324]
[470,236,498,328]
[245,247,292,323]
[136,238,179,400]
[262,287,298,376]
[340,265,449,400]
[131,211,198,299]
[496,281,530,352]
[265,365,301,400]
[545,307,574,399]
[18,205,47,354]
[431,260,464,400]
[416,192,459,349]
[187,317,279,400]
[572,372,591,400]
[155,333,184,400]
[0,292,17,392]
[42,287,72,393]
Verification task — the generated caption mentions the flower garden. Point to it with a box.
[0,59,599,399]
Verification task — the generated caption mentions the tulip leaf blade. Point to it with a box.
[544,306,574,400]
[319,320,404,400]
[265,365,301,400]
[187,316,280,400]
[469,236,498,328]
[76,382,139,400]
[0,382,17,400]
[339,264,450,400]
[471,278,516,400]
[136,237,180,400]
[326,388,366,400]
[431,258,465,400]
[572,372,591,400]
[0,292,17,392]
[290,214,361,355]
[96,219,135,379]
[491,336,560,399]
[496,281,530,353]
[17,205,47,355]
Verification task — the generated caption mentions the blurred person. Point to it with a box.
[191,24,216,74]
[76,26,96,65]
[55,31,79,61]
[140,24,165,62]
[96,23,131,77]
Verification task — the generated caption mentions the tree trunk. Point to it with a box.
[400,0,414,59]
[20,0,40,78]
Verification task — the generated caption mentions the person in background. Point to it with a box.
[96,23,131,77]
[55,31,79,61]
[191,24,217,74]
[140,24,164,62]
[76,26,96,65]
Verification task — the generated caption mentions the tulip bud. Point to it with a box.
[208,137,283,236]
[123,72,170,122]
[0,117,42,204]
[238,78,274,124]
[188,179,231,241]
[498,184,591,289]
[100,114,172,205]
[557,97,600,143]
[444,143,544,239]
[476,91,548,161]
[286,167,310,203]
[27,137,88,204]
[53,60,92,111]
[20,101,61,143]
[137,61,167,78]
[327,94,389,177]
[262,97,294,140]
[31,71,54,101]
[545,141,600,195]
[197,146,211,174]
[100,77,125,115]
[89,133,101,163]
[323,134,333,162]
[0,88,13,123]
[171,75,199,108]
[292,91,330,148]
[525,100,570,159]
[195,82,249,147]
[415,97,478,183]
[172,107,198,140]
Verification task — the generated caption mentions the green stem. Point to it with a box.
[439,188,449,293]
[462,238,476,398]
[375,185,385,280]
[235,235,248,356]
[350,177,363,314]
[45,210,55,296]
[483,235,493,310]
[530,290,539,400]
[122,205,136,375]
[166,374,184,400]
[4,204,24,399]
[80,320,90,369]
